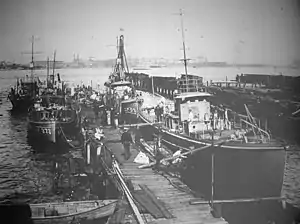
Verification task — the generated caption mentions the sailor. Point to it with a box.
[224,108,230,129]
[204,112,210,126]
[121,128,133,160]
[213,110,218,129]
[188,109,194,122]
[156,103,163,122]
[134,126,142,143]
[93,101,99,119]
[155,105,160,122]
[153,138,164,170]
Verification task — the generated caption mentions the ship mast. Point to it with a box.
[46,57,49,86]
[30,35,34,78]
[114,35,129,80]
[22,35,42,80]
[52,50,56,77]
[52,50,56,85]
[179,9,190,92]
[180,9,188,77]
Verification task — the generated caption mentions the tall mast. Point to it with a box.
[116,36,119,54]
[179,9,188,76]
[115,35,129,79]
[30,35,35,78]
[47,57,49,86]
[51,50,56,85]
[22,35,42,79]
[31,36,34,70]
[179,9,189,92]
[52,50,56,77]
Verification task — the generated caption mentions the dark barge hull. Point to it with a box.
[126,110,287,201]
[8,95,35,113]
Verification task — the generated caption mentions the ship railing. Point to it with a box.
[93,141,145,224]
[230,112,271,142]
[210,104,271,141]
[139,109,156,123]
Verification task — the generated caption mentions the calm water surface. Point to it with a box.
[0,67,299,222]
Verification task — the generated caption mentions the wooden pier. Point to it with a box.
[102,127,229,224]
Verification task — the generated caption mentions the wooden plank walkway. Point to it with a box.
[103,127,229,224]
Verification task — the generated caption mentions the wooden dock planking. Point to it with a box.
[103,127,228,224]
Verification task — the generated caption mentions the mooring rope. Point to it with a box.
[58,124,83,149]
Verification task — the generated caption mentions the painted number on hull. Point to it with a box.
[39,127,51,134]
[124,107,136,114]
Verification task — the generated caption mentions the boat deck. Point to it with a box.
[103,127,228,224]
[137,91,174,109]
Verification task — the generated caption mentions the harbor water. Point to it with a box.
[0,67,300,223]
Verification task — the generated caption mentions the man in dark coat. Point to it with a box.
[93,101,99,119]
[121,128,133,160]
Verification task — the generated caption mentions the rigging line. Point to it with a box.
[58,124,82,149]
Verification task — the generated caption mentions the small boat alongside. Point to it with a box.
[30,200,117,224]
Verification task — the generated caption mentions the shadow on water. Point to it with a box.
[26,136,71,154]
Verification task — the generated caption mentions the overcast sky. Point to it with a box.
[0,0,299,65]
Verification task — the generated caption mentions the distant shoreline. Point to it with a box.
[0,63,298,71]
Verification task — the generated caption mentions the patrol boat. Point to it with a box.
[27,53,81,145]
[127,10,287,202]
[104,35,141,125]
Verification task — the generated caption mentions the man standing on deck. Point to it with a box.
[188,108,194,122]
[121,128,133,160]
[93,100,99,120]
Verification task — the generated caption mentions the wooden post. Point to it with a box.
[233,113,236,128]
[152,75,154,95]
[211,153,215,209]
[107,110,111,126]
[87,144,91,164]
[97,146,102,156]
